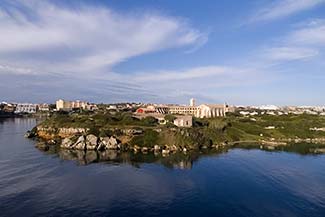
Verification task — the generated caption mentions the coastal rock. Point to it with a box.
[133,145,140,153]
[141,147,148,153]
[73,136,86,150]
[162,149,170,155]
[86,134,98,150]
[58,127,88,138]
[36,127,89,140]
[61,138,73,149]
[108,137,118,149]
[100,136,119,150]
[74,142,86,150]
[169,145,178,152]
[25,130,36,138]
[47,139,57,145]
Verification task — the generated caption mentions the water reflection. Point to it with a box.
[2,118,325,217]
[232,142,325,155]
[35,141,325,169]
[36,145,229,169]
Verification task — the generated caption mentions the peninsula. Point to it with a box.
[26,99,325,155]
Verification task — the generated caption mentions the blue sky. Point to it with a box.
[1,0,325,105]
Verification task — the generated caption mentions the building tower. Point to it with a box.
[190,98,196,107]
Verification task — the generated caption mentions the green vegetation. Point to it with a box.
[164,114,176,122]
[130,130,159,147]
[39,112,325,147]
[42,112,158,128]
[221,114,325,140]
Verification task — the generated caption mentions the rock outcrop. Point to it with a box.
[85,134,98,150]
[61,138,74,149]
[36,127,88,140]
[74,136,86,150]
[99,136,119,150]
[60,134,121,151]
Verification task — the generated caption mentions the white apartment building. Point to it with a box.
[15,103,37,113]
[38,103,50,112]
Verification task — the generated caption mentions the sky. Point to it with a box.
[0,0,325,105]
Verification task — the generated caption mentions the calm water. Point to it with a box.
[1,118,325,217]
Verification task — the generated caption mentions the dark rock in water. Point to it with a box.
[47,139,57,145]
[25,130,36,138]
[154,145,160,151]
[141,147,149,153]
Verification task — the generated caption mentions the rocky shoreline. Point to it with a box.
[26,126,228,155]
[26,125,325,156]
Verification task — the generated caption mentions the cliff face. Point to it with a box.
[36,127,88,140]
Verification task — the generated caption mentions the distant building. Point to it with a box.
[258,105,279,110]
[196,104,227,118]
[56,99,97,111]
[136,105,156,114]
[1,103,16,113]
[239,111,250,116]
[38,103,50,112]
[155,106,170,114]
[15,103,37,113]
[173,115,193,128]
[169,105,199,116]
[135,104,168,114]
[135,99,229,118]
[169,104,227,118]
[190,98,196,107]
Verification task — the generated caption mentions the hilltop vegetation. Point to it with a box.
[36,111,325,150]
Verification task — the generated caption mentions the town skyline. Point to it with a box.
[1,0,325,105]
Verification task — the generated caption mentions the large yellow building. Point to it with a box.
[135,99,232,118]
[168,99,229,118]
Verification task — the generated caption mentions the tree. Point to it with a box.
[164,114,176,123]
[142,116,158,126]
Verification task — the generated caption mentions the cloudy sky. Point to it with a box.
[1,0,325,105]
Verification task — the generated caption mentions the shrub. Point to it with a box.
[141,116,158,126]
[164,114,176,123]
[130,129,159,147]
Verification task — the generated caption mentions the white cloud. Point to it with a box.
[254,19,325,62]
[133,66,230,82]
[250,0,324,22]
[0,1,206,75]
[112,64,269,102]
[0,64,34,75]
[263,46,319,61]
[288,20,325,45]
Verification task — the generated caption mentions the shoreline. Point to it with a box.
[25,112,325,156]
[28,127,325,156]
